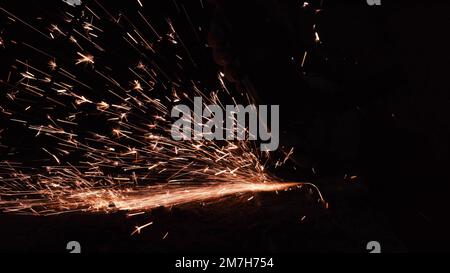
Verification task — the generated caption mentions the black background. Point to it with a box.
[0,0,449,253]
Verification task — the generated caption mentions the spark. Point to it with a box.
[133,80,143,91]
[49,60,58,70]
[75,52,94,65]
[42,148,61,165]
[131,221,153,236]
[315,32,321,43]
[301,51,308,68]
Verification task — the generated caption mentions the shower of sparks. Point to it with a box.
[0,1,325,216]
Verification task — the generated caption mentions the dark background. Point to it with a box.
[0,0,449,252]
